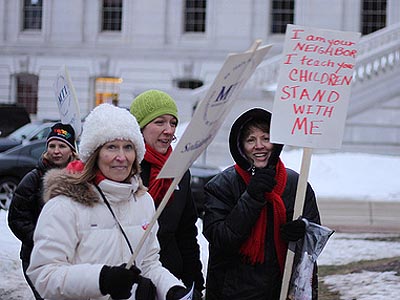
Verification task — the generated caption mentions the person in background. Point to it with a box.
[203,108,321,300]
[8,123,78,300]
[27,104,195,300]
[130,90,204,299]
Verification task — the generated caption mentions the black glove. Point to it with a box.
[136,276,156,300]
[280,219,306,242]
[247,168,276,201]
[193,289,203,300]
[166,286,202,300]
[99,264,141,299]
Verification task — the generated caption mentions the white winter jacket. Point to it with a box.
[27,169,183,300]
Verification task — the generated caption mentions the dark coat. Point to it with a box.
[8,158,49,263]
[140,159,205,293]
[203,166,320,300]
[203,107,321,300]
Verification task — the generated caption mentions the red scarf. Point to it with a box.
[66,161,106,185]
[235,159,288,271]
[66,160,85,173]
[144,144,173,206]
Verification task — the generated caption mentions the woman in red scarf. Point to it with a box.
[203,108,321,300]
[130,90,204,300]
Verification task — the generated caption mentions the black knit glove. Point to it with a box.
[247,168,276,202]
[136,276,156,300]
[280,219,306,242]
[193,289,203,300]
[166,286,202,300]
[99,264,141,299]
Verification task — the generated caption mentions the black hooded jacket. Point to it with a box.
[8,157,50,263]
[140,159,205,293]
[203,108,321,300]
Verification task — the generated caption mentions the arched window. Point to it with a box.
[16,74,38,114]
[175,79,204,89]
[95,77,123,106]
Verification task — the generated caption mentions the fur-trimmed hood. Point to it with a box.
[43,169,100,206]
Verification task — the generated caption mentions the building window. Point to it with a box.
[95,77,123,106]
[102,0,123,31]
[184,0,206,33]
[16,74,38,114]
[361,0,386,34]
[175,79,203,89]
[23,0,42,30]
[271,0,294,34]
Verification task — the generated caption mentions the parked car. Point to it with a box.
[189,164,220,218]
[0,121,55,152]
[0,140,46,210]
[0,104,30,137]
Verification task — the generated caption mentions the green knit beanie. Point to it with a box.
[130,89,179,129]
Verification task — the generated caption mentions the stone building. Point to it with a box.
[0,0,399,166]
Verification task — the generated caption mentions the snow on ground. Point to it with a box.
[281,150,400,201]
[318,233,400,266]
[0,210,32,299]
[3,210,399,300]
[323,271,400,300]
[1,150,400,299]
[317,232,400,299]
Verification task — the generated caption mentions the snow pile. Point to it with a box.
[323,271,400,300]
[281,150,400,201]
[318,233,400,265]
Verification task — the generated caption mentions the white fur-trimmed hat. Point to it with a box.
[79,103,145,163]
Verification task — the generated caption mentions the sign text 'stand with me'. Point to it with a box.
[271,25,361,149]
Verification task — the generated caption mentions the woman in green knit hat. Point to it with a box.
[130,90,204,299]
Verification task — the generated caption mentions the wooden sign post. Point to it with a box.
[130,41,273,261]
[125,41,274,298]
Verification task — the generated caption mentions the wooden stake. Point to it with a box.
[126,176,181,268]
[279,147,313,300]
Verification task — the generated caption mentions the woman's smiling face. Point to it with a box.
[97,139,136,182]
[142,114,177,154]
[242,126,274,168]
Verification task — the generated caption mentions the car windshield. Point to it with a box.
[8,123,41,141]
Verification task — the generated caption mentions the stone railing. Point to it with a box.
[353,24,400,85]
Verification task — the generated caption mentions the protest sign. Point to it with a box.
[53,65,82,137]
[178,283,195,300]
[274,25,361,300]
[271,24,361,149]
[126,41,273,271]
[158,41,272,179]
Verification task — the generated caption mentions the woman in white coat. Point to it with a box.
[27,104,193,300]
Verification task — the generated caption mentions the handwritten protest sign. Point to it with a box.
[271,24,361,149]
[274,25,361,300]
[158,42,272,179]
[53,65,82,136]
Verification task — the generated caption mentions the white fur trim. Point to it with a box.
[79,104,145,163]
